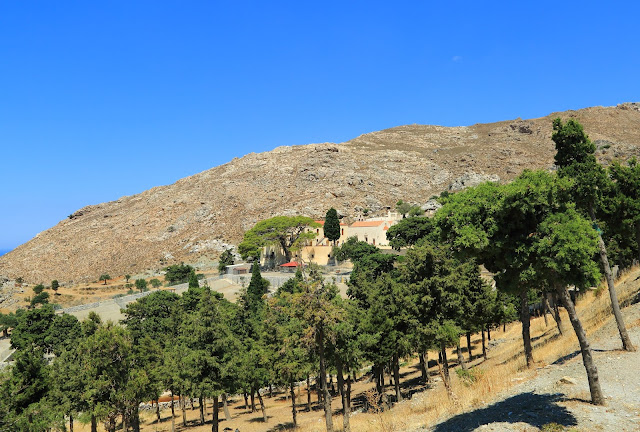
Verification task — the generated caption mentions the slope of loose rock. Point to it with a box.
[1,103,639,284]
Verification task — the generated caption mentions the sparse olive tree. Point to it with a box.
[396,200,412,218]
[135,278,148,292]
[218,249,235,275]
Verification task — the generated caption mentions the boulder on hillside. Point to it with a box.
[448,172,500,192]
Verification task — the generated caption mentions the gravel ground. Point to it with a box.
[427,299,640,432]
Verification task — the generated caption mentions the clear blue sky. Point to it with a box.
[1,1,639,251]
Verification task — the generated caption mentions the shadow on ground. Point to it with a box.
[431,392,577,432]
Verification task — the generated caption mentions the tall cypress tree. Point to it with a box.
[247,262,269,312]
[188,269,199,289]
[324,208,341,245]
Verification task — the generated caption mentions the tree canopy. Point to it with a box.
[238,215,320,262]
[218,249,235,274]
[164,263,195,284]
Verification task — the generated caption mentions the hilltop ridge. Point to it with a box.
[1,103,639,283]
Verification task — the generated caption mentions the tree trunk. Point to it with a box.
[170,391,176,432]
[199,396,205,424]
[336,359,350,432]
[544,293,554,317]
[211,395,219,432]
[306,376,311,411]
[107,414,117,432]
[181,396,187,427]
[520,289,534,367]
[257,389,268,422]
[346,372,352,409]
[243,392,248,410]
[551,292,564,335]
[456,343,468,370]
[375,364,383,395]
[318,326,334,432]
[91,415,97,432]
[317,375,323,404]
[393,353,402,402]
[556,285,606,405]
[156,400,161,422]
[466,332,472,361]
[69,413,74,432]
[636,222,640,264]
[542,296,550,327]
[289,380,298,428]
[482,328,487,360]
[132,404,140,432]
[418,351,428,384]
[250,388,256,412]
[487,325,491,341]
[281,240,292,263]
[269,383,273,398]
[439,343,452,395]
[222,393,231,421]
[591,212,636,351]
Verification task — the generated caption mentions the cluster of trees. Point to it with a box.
[0,238,513,432]
[22,280,63,309]
[427,118,639,404]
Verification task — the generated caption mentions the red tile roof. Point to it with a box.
[351,220,385,227]
[314,220,347,226]
[280,261,304,267]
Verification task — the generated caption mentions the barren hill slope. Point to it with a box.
[2,103,639,283]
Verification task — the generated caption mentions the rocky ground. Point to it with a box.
[427,299,640,431]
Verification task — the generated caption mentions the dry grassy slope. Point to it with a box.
[1,104,639,284]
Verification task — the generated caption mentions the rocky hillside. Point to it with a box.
[2,103,639,283]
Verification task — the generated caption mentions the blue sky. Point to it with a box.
[1,1,639,250]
